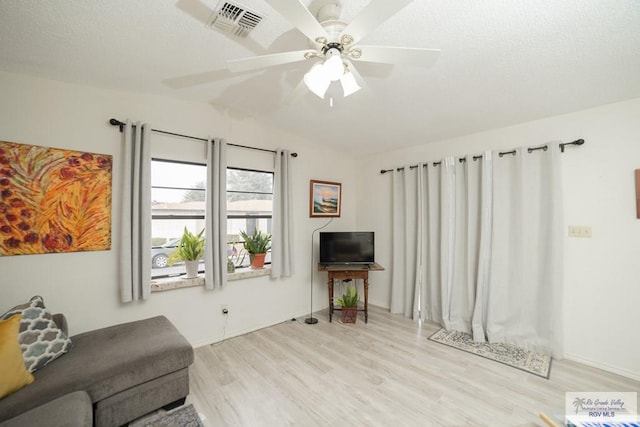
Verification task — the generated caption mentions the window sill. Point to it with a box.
[150,266,271,293]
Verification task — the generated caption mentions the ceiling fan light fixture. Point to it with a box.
[304,63,330,98]
[323,48,344,81]
[340,70,361,97]
[217,0,442,105]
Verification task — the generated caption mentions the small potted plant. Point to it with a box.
[239,229,271,269]
[336,284,360,324]
[227,257,235,273]
[167,227,205,278]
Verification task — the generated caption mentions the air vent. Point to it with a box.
[209,1,264,38]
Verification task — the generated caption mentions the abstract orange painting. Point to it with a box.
[0,141,112,256]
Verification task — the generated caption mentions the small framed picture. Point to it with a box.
[310,180,341,217]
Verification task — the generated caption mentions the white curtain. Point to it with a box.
[408,155,492,331]
[471,153,493,342]
[485,145,563,356]
[204,138,227,290]
[391,144,563,356]
[119,121,151,302]
[391,166,417,316]
[271,150,294,278]
[424,163,442,323]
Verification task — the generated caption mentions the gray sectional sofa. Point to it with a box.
[0,391,93,427]
[0,314,194,427]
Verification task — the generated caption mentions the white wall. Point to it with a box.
[356,97,640,380]
[0,71,357,346]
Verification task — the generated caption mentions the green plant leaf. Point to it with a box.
[239,229,271,254]
[336,285,359,307]
[167,227,206,265]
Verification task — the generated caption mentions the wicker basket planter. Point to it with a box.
[340,306,358,324]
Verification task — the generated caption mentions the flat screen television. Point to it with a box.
[319,232,375,266]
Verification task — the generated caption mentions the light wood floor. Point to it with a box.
[188,305,639,427]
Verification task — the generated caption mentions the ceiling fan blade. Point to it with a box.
[265,0,329,42]
[176,0,214,26]
[353,46,441,68]
[282,78,308,105]
[163,69,239,89]
[341,0,413,45]
[227,50,314,73]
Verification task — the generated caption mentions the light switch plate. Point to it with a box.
[568,225,592,238]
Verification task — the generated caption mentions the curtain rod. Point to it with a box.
[108,118,298,157]
[380,138,584,174]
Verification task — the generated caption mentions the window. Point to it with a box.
[151,159,206,279]
[226,168,273,268]
[150,160,274,278]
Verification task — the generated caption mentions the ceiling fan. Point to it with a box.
[226,0,441,100]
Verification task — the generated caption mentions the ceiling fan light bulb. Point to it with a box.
[323,49,344,81]
[304,63,330,98]
[341,71,361,97]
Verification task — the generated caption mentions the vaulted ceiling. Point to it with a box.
[1,0,639,154]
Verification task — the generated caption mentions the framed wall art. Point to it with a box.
[0,140,113,256]
[310,180,341,218]
[636,169,640,219]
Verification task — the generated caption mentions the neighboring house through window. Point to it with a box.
[151,159,206,279]
[227,167,273,269]
[150,160,274,279]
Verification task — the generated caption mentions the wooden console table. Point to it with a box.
[318,263,385,323]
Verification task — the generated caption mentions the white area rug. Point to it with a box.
[429,328,552,379]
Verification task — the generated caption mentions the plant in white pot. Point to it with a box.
[167,227,205,278]
[239,229,271,269]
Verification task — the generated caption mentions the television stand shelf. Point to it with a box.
[318,262,385,323]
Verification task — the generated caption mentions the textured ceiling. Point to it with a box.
[1,0,639,154]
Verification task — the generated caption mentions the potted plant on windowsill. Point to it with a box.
[336,284,360,324]
[167,227,205,279]
[239,229,271,269]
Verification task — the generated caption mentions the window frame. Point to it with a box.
[226,166,274,268]
[150,158,206,279]
[149,161,276,279]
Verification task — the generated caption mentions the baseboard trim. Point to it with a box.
[192,308,320,349]
[564,353,640,382]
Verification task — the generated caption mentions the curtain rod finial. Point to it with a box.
[560,138,585,153]
[109,118,125,133]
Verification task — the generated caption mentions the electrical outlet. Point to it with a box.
[568,225,592,238]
